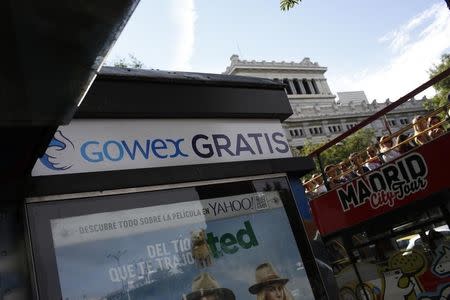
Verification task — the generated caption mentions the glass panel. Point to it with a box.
[47,178,316,300]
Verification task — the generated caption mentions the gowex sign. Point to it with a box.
[32,119,292,176]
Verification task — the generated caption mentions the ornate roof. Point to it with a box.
[224,54,327,74]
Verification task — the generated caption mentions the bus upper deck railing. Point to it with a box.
[303,66,450,199]
[303,105,449,198]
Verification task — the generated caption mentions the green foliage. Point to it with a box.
[299,128,376,169]
[280,0,301,11]
[424,53,450,110]
[112,54,144,69]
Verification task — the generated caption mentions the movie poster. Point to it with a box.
[50,191,315,300]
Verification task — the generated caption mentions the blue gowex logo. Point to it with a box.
[40,130,75,170]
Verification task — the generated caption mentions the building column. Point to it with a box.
[319,79,332,94]
[296,79,307,94]
[316,80,325,94]
[287,79,298,94]
[306,80,315,95]
[311,79,321,94]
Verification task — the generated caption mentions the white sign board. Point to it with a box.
[50,191,282,247]
[32,119,291,176]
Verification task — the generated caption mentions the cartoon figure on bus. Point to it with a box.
[431,246,450,277]
[418,283,450,300]
[380,250,427,300]
[382,268,417,299]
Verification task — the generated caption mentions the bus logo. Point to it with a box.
[337,153,428,212]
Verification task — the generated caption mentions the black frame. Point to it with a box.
[27,157,314,197]
[26,175,325,300]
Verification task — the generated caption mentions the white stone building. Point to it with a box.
[224,55,428,148]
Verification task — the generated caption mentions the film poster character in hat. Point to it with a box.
[183,272,235,300]
[249,263,294,300]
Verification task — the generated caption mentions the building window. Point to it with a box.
[328,125,343,133]
[298,129,305,136]
[283,79,293,95]
[290,128,305,138]
[399,118,409,125]
[346,123,356,130]
[311,79,320,94]
[389,120,397,127]
[309,127,323,135]
[302,79,312,94]
[290,129,302,138]
[293,79,303,94]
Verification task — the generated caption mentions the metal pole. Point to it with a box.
[383,115,392,136]
[316,153,330,191]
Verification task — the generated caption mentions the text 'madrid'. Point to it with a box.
[337,153,428,212]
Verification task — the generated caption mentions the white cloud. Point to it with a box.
[170,0,197,71]
[378,4,441,52]
[331,3,450,102]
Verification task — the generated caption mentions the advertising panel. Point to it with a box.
[49,190,315,300]
[310,134,450,236]
[32,119,291,176]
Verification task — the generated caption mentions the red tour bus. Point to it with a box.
[306,68,450,300]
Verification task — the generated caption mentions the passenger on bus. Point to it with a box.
[338,159,353,181]
[412,115,430,146]
[364,145,383,171]
[324,164,347,189]
[312,173,327,195]
[427,115,445,139]
[447,93,450,121]
[379,135,401,162]
[302,179,316,200]
[349,152,370,177]
[395,134,415,154]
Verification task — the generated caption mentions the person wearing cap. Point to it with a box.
[183,272,235,300]
[302,178,316,200]
[311,173,327,195]
[249,262,294,300]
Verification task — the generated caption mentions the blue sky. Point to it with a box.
[106,0,450,101]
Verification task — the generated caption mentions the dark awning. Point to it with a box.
[0,0,139,192]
